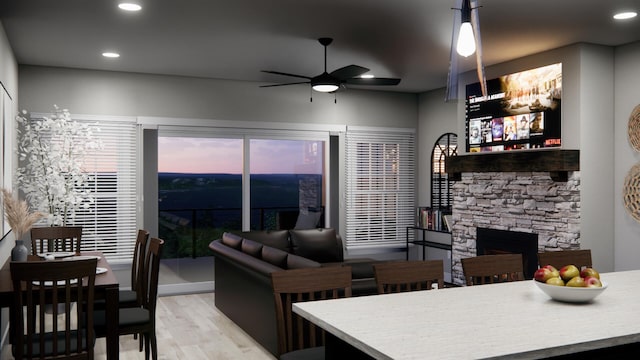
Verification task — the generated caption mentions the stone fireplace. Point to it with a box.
[446,150,580,285]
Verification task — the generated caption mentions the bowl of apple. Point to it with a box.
[533,264,607,303]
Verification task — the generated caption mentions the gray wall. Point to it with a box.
[614,41,640,271]
[0,20,18,353]
[17,65,418,128]
[417,42,640,273]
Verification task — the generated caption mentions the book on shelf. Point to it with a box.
[443,214,452,232]
[416,207,450,231]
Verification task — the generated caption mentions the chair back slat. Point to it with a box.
[30,226,83,255]
[374,260,445,294]
[11,258,97,359]
[462,254,525,286]
[537,249,592,270]
[271,266,352,356]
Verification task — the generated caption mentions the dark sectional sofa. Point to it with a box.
[209,228,379,356]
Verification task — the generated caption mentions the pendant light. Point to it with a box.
[456,0,476,57]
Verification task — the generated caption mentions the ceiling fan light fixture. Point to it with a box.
[311,72,339,92]
[312,83,339,92]
[360,74,375,79]
[456,0,476,57]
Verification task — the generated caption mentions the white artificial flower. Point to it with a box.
[15,106,103,225]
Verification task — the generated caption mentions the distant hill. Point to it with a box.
[158,172,322,210]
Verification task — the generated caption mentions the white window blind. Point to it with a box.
[71,117,138,262]
[345,127,416,249]
[22,114,140,263]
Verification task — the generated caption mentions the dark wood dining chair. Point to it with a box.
[461,254,525,285]
[91,229,149,350]
[271,266,353,360]
[537,249,592,270]
[94,237,164,360]
[374,260,444,294]
[30,226,83,255]
[121,229,150,308]
[10,258,98,359]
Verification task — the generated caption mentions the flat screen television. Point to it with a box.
[465,63,562,152]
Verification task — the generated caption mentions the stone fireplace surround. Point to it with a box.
[446,150,580,285]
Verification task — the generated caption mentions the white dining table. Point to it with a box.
[293,269,640,359]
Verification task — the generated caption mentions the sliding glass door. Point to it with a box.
[156,130,328,289]
[249,139,325,230]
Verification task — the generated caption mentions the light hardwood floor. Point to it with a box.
[2,292,276,360]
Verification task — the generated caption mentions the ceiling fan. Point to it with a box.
[260,37,401,94]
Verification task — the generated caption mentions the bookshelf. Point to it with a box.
[405,226,452,283]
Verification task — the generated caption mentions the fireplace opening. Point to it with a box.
[476,228,538,279]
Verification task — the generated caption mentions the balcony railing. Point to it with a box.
[158,206,301,258]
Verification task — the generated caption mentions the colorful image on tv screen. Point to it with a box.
[466,63,562,152]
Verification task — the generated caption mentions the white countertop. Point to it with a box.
[293,270,640,359]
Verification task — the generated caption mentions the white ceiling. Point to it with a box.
[1,0,639,93]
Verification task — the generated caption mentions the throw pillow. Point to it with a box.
[241,238,263,259]
[261,245,288,269]
[294,209,322,229]
[221,232,243,249]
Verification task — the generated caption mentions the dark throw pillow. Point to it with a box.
[221,232,243,249]
[241,238,264,259]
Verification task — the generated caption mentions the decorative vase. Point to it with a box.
[11,239,29,261]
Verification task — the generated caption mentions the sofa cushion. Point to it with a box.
[221,232,243,249]
[289,228,342,263]
[261,245,289,269]
[234,230,290,251]
[241,239,264,258]
[286,253,322,270]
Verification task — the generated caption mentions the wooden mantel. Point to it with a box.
[445,149,580,182]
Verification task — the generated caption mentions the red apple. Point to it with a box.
[541,265,560,278]
[559,264,580,281]
[584,276,602,288]
[534,268,554,282]
[566,276,586,287]
[580,267,600,280]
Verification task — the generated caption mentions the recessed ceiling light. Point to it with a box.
[102,52,120,58]
[360,74,375,79]
[118,3,142,12]
[613,11,637,20]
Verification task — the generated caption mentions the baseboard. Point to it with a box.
[158,281,214,296]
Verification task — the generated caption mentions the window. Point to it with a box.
[345,127,416,248]
[431,133,457,210]
[52,116,138,262]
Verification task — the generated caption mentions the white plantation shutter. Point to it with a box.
[345,127,416,249]
[71,116,138,262]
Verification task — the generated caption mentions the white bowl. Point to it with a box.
[534,279,608,303]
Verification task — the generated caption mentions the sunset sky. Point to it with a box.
[158,137,323,174]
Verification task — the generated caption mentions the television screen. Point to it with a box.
[466,63,562,152]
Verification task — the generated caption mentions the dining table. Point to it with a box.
[0,251,120,359]
[293,269,640,359]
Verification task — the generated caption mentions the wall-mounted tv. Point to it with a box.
[466,63,562,152]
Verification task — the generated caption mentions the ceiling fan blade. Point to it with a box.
[261,70,312,80]
[345,77,401,86]
[330,65,369,81]
[259,81,310,88]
